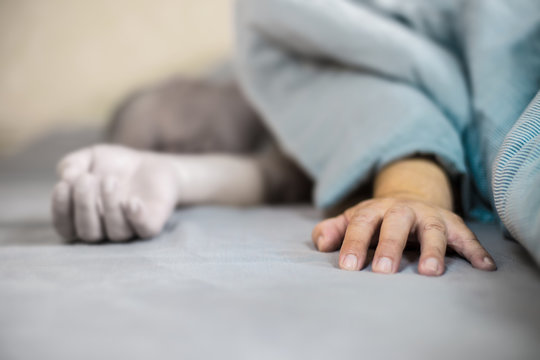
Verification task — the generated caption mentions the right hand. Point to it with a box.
[51,145,178,242]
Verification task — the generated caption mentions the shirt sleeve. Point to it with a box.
[234,0,471,208]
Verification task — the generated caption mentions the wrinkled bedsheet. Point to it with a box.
[1,129,539,360]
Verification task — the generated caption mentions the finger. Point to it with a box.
[445,215,497,271]
[101,176,133,242]
[73,174,103,242]
[57,147,93,183]
[124,197,164,239]
[311,214,348,252]
[339,207,383,271]
[372,205,416,274]
[417,215,447,276]
[51,181,75,240]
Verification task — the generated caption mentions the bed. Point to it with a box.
[1,128,539,360]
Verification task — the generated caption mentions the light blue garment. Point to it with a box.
[493,91,540,263]
[234,0,540,260]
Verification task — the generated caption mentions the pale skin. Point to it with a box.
[52,146,496,275]
[52,145,265,242]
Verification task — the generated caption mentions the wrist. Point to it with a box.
[373,157,453,210]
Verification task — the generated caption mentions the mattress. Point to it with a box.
[1,128,539,360]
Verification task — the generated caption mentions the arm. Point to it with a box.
[170,153,266,206]
[312,157,497,276]
[52,145,268,242]
[52,143,310,242]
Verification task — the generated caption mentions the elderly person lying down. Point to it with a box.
[51,0,540,276]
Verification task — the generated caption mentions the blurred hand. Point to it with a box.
[51,145,178,242]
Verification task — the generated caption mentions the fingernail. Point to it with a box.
[423,257,440,274]
[317,235,324,248]
[483,257,495,267]
[341,254,358,271]
[375,257,393,273]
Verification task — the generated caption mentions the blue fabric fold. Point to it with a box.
[234,0,540,261]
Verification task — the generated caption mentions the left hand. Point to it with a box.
[311,196,497,276]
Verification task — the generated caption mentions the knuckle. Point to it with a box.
[421,216,446,234]
[349,212,378,227]
[360,198,378,207]
[344,207,357,220]
[375,245,401,259]
[345,199,377,216]
[343,238,367,251]
[386,206,404,216]
[423,247,445,259]
[386,204,413,219]
[378,236,402,248]
[460,237,482,251]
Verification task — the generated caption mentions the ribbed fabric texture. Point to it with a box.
[493,91,540,264]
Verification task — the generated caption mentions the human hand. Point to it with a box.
[51,145,178,242]
[311,196,497,276]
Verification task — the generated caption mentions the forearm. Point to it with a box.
[167,153,265,206]
[373,157,453,211]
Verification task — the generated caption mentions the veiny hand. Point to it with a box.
[312,196,497,276]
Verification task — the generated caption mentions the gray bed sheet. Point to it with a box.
[1,128,539,360]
